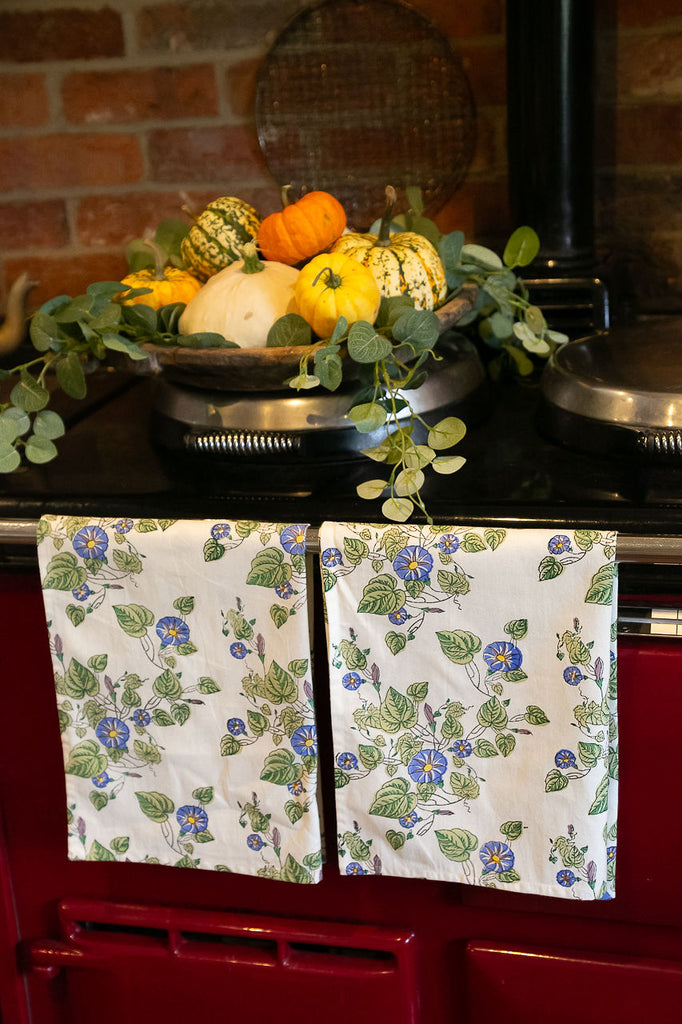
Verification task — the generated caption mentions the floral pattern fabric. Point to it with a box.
[320,522,618,900]
[37,516,322,882]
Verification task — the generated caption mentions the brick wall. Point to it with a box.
[0,0,680,316]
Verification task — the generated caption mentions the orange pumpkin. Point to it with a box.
[258,189,346,266]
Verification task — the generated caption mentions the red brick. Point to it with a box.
[0,135,144,192]
[615,0,682,29]
[62,65,219,126]
[0,8,123,63]
[3,253,130,313]
[415,0,504,39]
[226,59,259,120]
[613,105,682,165]
[0,73,49,127]
[148,126,266,182]
[617,33,682,100]
[0,200,69,250]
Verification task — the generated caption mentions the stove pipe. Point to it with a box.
[506,0,595,275]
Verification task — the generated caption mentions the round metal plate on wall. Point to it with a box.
[255,0,476,228]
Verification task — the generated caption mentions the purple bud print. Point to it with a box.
[304,680,314,702]
[54,634,63,656]
[424,703,435,725]
[77,817,86,837]
[371,663,380,685]
[373,854,382,875]
[594,657,604,680]
[257,633,266,657]
[567,824,575,836]
[104,675,115,694]
[127,773,142,778]
[587,860,597,884]
[272,827,281,849]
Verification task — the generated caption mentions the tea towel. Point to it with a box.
[37,516,322,882]
[320,522,618,900]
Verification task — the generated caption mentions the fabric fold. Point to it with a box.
[38,516,322,882]
[320,522,618,900]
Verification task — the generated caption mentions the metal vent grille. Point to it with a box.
[184,431,302,457]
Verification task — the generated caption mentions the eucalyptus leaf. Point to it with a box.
[0,407,30,442]
[120,303,157,333]
[158,302,186,333]
[56,352,87,399]
[289,373,320,390]
[10,372,49,413]
[348,402,388,434]
[460,244,504,272]
[427,416,467,450]
[25,434,58,464]
[356,478,388,500]
[0,444,21,474]
[394,467,425,497]
[126,240,155,273]
[347,322,393,363]
[524,304,546,335]
[503,225,540,268]
[503,343,535,376]
[329,315,349,344]
[267,313,312,348]
[30,311,60,352]
[313,347,343,391]
[432,455,466,475]
[87,281,127,300]
[33,409,66,440]
[391,309,439,351]
[382,496,414,522]
[101,332,148,361]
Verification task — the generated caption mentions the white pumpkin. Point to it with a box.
[178,242,299,348]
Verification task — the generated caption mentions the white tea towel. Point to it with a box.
[320,522,618,899]
[38,516,322,882]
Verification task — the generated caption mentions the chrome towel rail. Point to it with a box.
[2,519,682,565]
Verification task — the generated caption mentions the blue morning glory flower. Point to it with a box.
[229,641,248,659]
[438,533,460,554]
[557,869,577,887]
[555,749,577,769]
[392,544,433,582]
[227,717,246,735]
[480,840,515,874]
[73,525,109,560]
[176,805,208,834]
[606,845,616,862]
[321,547,342,567]
[398,810,419,829]
[280,524,308,555]
[95,716,129,749]
[563,665,583,685]
[72,583,91,601]
[113,518,133,534]
[483,640,523,673]
[388,606,408,625]
[275,581,294,599]
[287,779,304,796]
[336,751,358,771]
[156,615,190,646]
[291,725,318,757]
[548,534,572,554]
[131,709,151,727]
[346,861,367,875]
[247,833,264,851]
[92,772,110,788]
[342,671,363,690]
[407,748,448,785]
[451,739,472,758]
[211,522,231,539]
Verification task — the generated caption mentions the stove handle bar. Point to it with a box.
[2,520,682,565]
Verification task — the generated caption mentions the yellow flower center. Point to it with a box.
[409,559,419,570]
[87,539,96,548]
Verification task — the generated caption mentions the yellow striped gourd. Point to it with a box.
[181,197,261,281]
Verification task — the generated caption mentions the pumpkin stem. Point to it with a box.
[377,185,398,247]
[280,184,294,208]
[141,233,168,280]
[240,240,265,274]
[312,266,343,290]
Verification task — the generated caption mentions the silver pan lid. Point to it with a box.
[541,316,682,429]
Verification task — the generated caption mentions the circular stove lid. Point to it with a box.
[542,316,682,428]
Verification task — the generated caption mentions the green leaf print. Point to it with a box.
[110,836,130,855]
[440,702,466,740]
[460,532,487,553]
[545,768,569,793]
[437,629,481,665]
[500,820,523,841]
[153,709,175,727]
[553,835,585,868]
[270,604,289,628]
[133,740,162,764]
[64,739,107,778]
[477,696,508,731]
[199,676,220,694]
[173,595,195,615]
[285,800,304,824]
[260,749,300,785]
[343,831,371,860]
[578,741,603,768]
[369,778,417,818]
[504,618,528,641]
[339,638,367,670]
[153,668,183,700]
[247,710,269,736]
[193,786,214,805]
[588,774,610,815]
[357,574,406,615]
[525,705,550,725]
[335,767,351,788]
[89,791,108,812]
[87,653,108,673]
[436,569,470,595]
[288,658,309,678]
[380,687,418,733]
[496,732,516,757]
[172,704,190,725]
[66,604,85,627]
[203,537,225,562]
[135,519,158,533]
[538,555,564,581]
[263,661,298,704]
[406,681,429,701]
[343,536,370,564]
[435,827,478,862]
[279,706,304,738]
[449,772,480,801]
[484,528,507,550]
[353,705,383,731]
[473,739,498,758]
[386,829,406,850]
[220,735,243,756]
[42,551,87,591]
[64,658,99,699]
[380,527,410,561]
[303,849,323,871]
[395,732,424,765]
[112,549,143,574]
[358,744,384,769]
[113,603,155,638]
[385,631,407,655]
[280,854,315,884]
[87,840,115,862]
[574,529,601,551]
[135,791,175,822]
[246,548,292,587]
[585,562,617,605]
